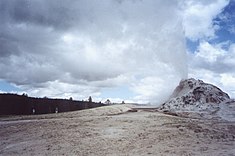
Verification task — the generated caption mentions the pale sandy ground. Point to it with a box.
[0,104,235,156]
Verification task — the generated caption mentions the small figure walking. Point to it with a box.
[55,107,58,113]
[32,108,35,115]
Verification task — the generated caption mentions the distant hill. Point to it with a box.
[0,93,105,115]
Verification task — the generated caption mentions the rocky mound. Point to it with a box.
[158,78,235,121]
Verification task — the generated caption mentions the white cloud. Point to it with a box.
[221,73,235,86]
[18,80,101,101]
[182,0,229,41]
[189,41,235,73]
[195,42,226,62]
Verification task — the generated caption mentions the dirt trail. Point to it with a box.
[0,104,235,156]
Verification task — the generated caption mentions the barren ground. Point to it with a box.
[0,104,235,156]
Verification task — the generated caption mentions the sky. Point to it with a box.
[0,0,234,104]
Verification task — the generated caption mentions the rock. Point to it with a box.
[158,78,235,121]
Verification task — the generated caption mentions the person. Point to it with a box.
[32,108,35,114]
[55,107,58,113]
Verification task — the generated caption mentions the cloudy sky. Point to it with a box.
[0,0,234,104]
